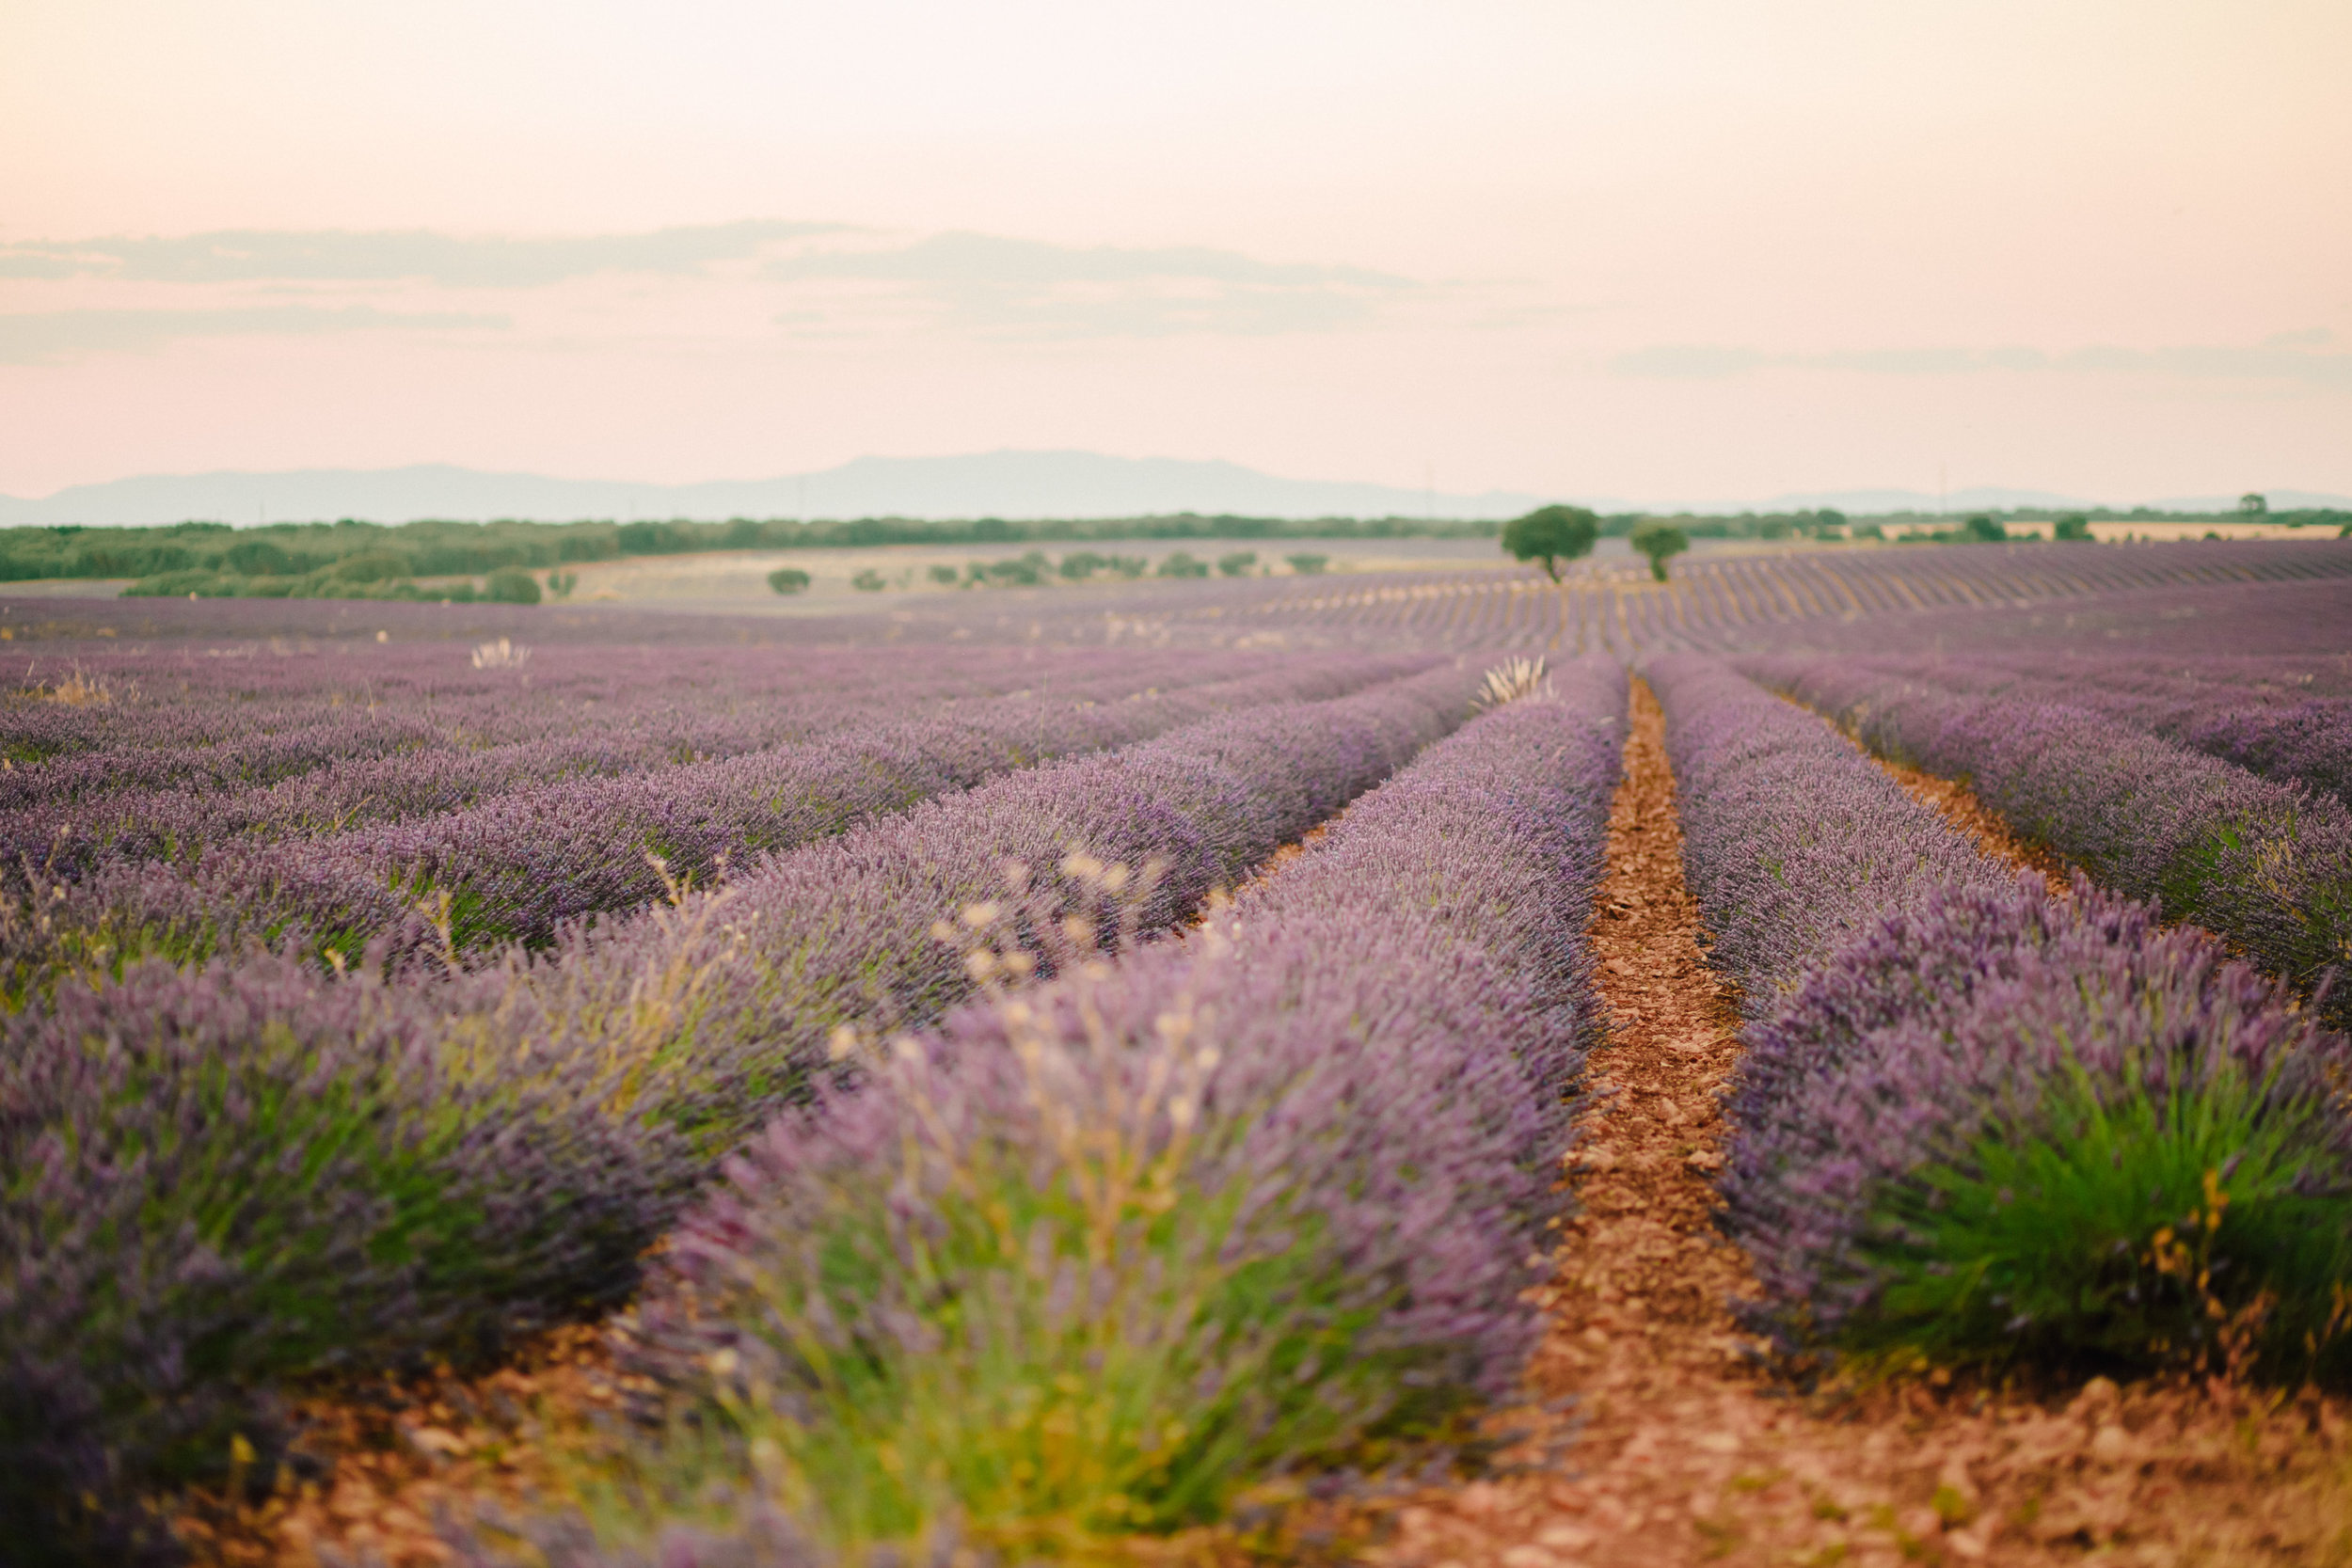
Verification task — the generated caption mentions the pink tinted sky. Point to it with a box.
[3,0,2347,506]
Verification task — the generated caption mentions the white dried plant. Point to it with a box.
[1473,655,1552,710]
[469,637,532,670]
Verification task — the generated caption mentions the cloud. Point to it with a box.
[0,223,1429,346]
[767,230,1416,338]
[1609,331,2351,388]
[0,221,837,288]
[0,306,508,364]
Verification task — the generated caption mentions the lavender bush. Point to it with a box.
[528,660,1625,1559]
[1726,876,2352,1377]
[1740,656,2352,1009]
[1,951,693,1565]
[1652,657,2352,1379]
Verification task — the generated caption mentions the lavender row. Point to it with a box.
[1647,657,2352,1379]
[1725,577,2352,666]
[1741,656,2352,1007]
[3,664,1480,1557]
[505,658,1486,1113]
[501,660,1627,1559]
[3,647,1391,885]
[1643,656,2008,1012]
[0,640,895,784]
[0,656,1430,998]
[0,641,1238,816]
[1828,652,2352,803]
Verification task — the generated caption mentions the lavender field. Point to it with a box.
[5,537,2352,1564]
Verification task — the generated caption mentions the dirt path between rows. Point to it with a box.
[1371,678,2352,1568]
[1869,756,2073,888]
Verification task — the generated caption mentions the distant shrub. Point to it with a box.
[850,568,888,592]
[546,570,579,599]
[2053,515,2092,542]
[767,567,811,595]
[1851,521,1885,540]
[1155,551,1208,578]
[485,566,541,604]
[981,551,1050,587]
[1216,550,1258,577]
[928,564,960,585]
[1057,550,1108,580]
[1285,552,1328,575]
[1963,515,2007,543]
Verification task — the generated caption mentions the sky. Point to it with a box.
[4,0,2348,508]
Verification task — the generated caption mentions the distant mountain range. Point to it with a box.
[1,454,2343,528]
[0,452,1547,528]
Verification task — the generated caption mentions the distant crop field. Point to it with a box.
[7,536,2352,1566]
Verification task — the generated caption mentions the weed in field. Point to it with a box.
[11,663,128,706]
[1474,656,1552,710]
[1854,1063,2352,1381]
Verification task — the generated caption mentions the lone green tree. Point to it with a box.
[1501,504,1599,581]
[1629,520,1689,582]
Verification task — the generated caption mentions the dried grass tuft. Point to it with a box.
[1474,656,1552,710]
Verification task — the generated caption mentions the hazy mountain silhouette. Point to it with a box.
[0,451,1549,527]
[6,457,2336,528]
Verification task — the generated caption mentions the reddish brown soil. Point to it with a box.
[1873,754,2074,887]
[1369,680,2352,1568]
[179,1327,622,1566]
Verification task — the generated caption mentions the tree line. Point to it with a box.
[0,514,1489,595]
